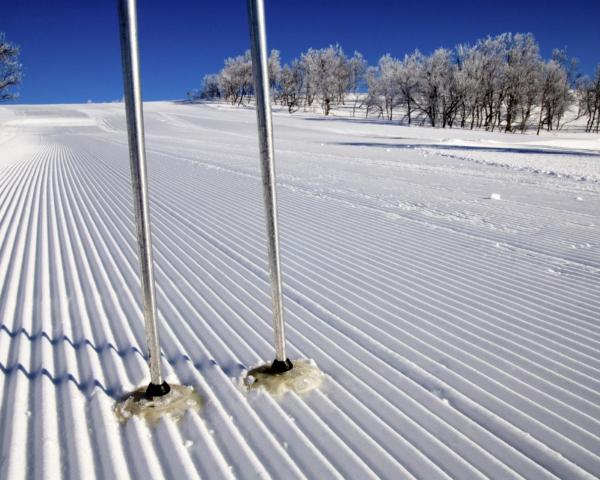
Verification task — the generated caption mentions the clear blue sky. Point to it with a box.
[3,0,599,104]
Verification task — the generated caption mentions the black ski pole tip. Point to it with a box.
[270,358,294,374]
[145,381,171,399]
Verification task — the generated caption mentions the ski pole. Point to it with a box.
[247,0,292,373]
[117,0,170,397]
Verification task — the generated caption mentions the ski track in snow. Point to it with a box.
[0,102,599,479]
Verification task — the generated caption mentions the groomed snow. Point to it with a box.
[0,101,599,479]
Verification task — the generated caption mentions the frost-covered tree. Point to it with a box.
[347,51,367,116]
[199,74,221,99]
[267,49,282,92]
[363,66,384,118]
[448,33,544,132]
[536,56,572,134]
[279,60,304,113]
[455,43,482,129]
[219,51,253,105]
[441,54,466,128]
[479,35,510,130]
[300,45,349,115]
[502,33,542,132]
[576,66,600,133]
[414,48,455,127]
[455,34,510,130]
[396,51,422,124]
[0,33,21,101]
[216,50,280,105]
[366,54,402,121]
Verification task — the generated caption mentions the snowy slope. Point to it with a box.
[0,101,599,479]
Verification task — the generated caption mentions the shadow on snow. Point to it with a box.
[333,141,600,158]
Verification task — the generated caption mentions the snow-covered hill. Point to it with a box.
[0,101,599,479]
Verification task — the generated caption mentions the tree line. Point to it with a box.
[190,33,600,134]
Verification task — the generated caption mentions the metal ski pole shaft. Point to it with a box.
[247,0,292,372]
[117,0,169,397]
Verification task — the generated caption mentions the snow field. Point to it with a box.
[0,102,599,479]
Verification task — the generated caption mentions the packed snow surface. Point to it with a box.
[0,102,599,479]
